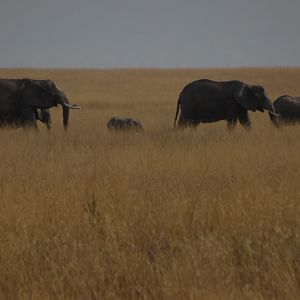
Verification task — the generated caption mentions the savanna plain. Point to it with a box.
[0,68,299,299]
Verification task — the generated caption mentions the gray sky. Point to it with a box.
[0,0,299,68]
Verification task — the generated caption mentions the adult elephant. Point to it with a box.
[0,78,80,129]
[273,95,300,124]
[174,79,278,129]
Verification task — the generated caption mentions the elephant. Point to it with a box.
[0,78,80,129]
[107,117,144,131]
[174,79,279,129]
[273,95,300,124]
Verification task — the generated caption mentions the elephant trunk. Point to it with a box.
[57,90,81,129]
[61,102,81,129]
[263,98,279,126]
[62,105,69,129]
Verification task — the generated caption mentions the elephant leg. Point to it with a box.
[238,110,251,129]
[21,120,37,129]
[22,119,37,129]
[43,110,52,130]
[20,106,38,129]
[178,115,199,128]
[227,112,238,130]
[36,108,51,130]
[227,105,238,130]
[227,119,237,130]
[33,109,39,120]
[177,115,187,128]
[192,120,200,128]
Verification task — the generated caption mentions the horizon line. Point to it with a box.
[1,66,300,71]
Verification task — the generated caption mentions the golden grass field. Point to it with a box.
[0,68,299,299]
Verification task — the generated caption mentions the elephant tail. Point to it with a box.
[173,97,181,127]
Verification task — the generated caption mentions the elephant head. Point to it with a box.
[235,84,279,123]
[19,79,80,129]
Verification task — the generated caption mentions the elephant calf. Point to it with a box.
[107,117,144,131]
[273,95,300,124]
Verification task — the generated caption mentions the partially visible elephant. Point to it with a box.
[273,95,300,124]
[174,79,279,129]
[107,117,144,131]
[35,108,51,130]
[0,78,80,129]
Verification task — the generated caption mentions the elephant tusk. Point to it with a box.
[266,109,280,117]
[62,103,81,109]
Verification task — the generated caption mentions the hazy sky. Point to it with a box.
[1,0,299,68]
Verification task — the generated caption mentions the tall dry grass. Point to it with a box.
[0,68,299,299]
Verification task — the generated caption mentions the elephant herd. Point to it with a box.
[0,78,299,131]
[174,79,300,129]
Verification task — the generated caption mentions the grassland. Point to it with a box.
[0,68,299,299]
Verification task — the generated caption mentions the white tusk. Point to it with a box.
[266,110,280,117]
[63,103,81,109]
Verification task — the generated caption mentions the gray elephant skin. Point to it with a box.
[174,79,278,129]
[107,117,144,131]
[273,95,300,124]
[0,78,80,129]
[35,108,51,130]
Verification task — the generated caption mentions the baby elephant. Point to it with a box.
[107,117,144,131]
[273,95,300,124]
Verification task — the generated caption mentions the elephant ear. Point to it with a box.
[235,85,261,112]
[20,79,57,108]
